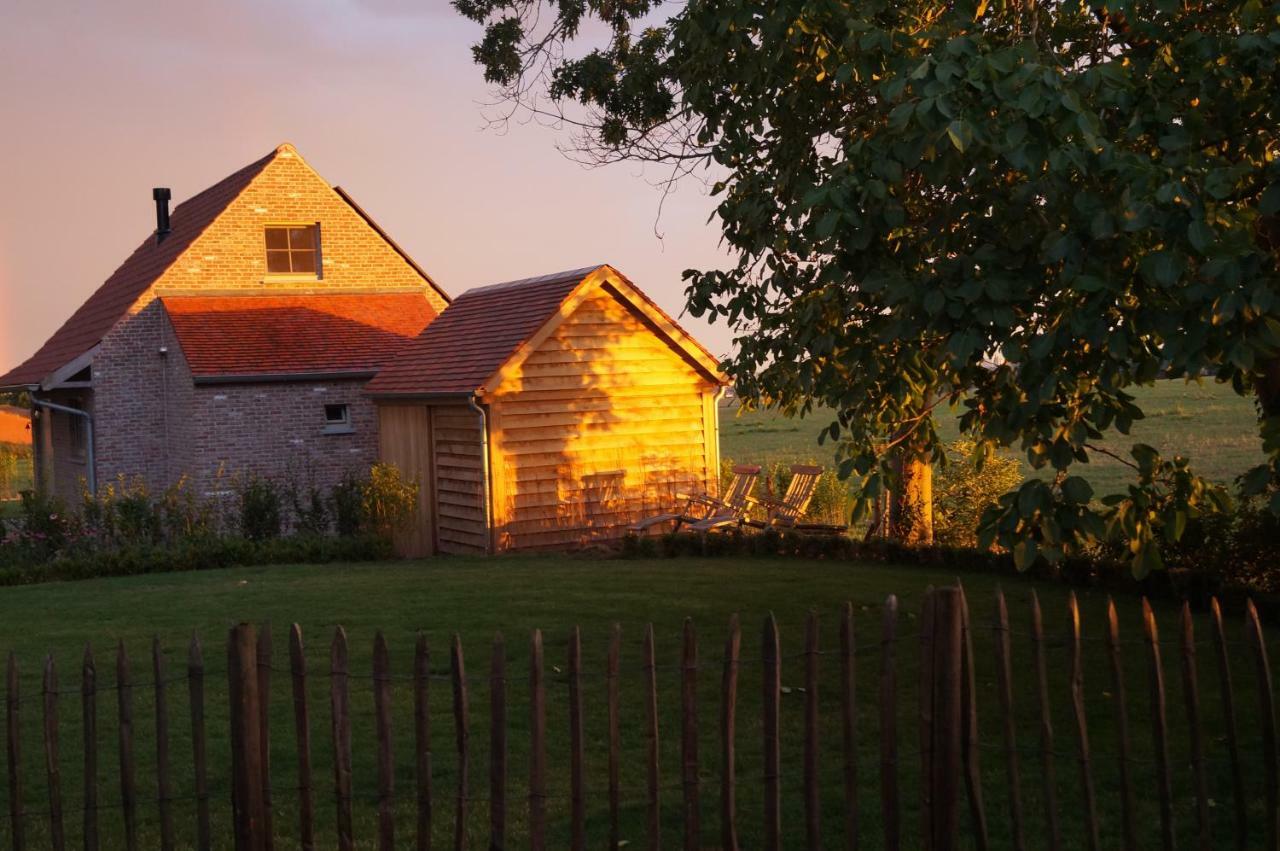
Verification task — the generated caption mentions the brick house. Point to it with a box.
[0,144,450,503]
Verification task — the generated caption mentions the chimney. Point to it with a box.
[152,187,172,243]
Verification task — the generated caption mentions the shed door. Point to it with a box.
[377,404,435,557]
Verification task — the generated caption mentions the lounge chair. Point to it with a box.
[741,464,846,533]
[629,464,762,533]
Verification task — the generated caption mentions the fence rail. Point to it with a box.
[2,586,1279,849]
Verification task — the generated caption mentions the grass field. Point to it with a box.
[0,557,1274,849]
[720,377,1265,497]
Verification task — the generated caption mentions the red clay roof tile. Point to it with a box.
[365,265,599,397]
[162,293,437,378]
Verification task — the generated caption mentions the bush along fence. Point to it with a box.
[3,589,1280,849]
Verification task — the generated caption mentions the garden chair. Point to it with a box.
[629,464,761,533]
[742,464,846,532]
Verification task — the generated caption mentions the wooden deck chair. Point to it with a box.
[742,464,827,529]
[629,464,761,533]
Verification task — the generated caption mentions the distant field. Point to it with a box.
[720,378,1265,497]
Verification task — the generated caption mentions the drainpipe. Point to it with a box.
[712,386,727,495]
[467,394,493,554]
[30,396,96,496]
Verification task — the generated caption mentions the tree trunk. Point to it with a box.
[889,450,934,545]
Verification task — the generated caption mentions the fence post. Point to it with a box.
[228,623,267,851]
[920,588,963,851]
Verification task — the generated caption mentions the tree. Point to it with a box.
[454,0,1280,573]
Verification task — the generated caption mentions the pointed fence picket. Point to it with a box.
[0,589,1278,849]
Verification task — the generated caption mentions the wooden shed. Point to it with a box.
[366,264,727,555]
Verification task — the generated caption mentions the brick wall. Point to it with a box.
[189,379,377,497]
[78,144,445,502]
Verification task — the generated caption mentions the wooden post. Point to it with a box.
[189,635,211,851]
[992,590,1024,851]
[1142,599,1175,851]
[43,655,64,851]
[1105,599,1138,851]
[256,624,274,851]
[1210,598,1246,851]
[489,633,506,851]
[919,589,937,850]
[373,632,395,851]
[82,644,98,851]
[1066,594,1100,851]
[228,624,266,851]
[879,596,900,851]
[287,626,313,851]
[762,613,782,851]
[681,618,701,851]
[153,638,175,851]
[1246,599,1278,851]
[956,583,987,851]
[415,632,432,851]
[7,652,23,851]
[607,624,622,851]
[568,626,586,851]
[117,641,138,851]
[923,588,963,851]
[839,603,857,851]
[1180,603,1210,851]
[721,614,741,851]
[803,610,821,851]
[1029,592,1060,851]
[528,630,546,851]
[330,627,353,851]
[643,623,661,851]
[451,634,469,851]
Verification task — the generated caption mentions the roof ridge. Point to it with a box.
[463,264,604,297]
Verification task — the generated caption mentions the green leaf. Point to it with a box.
[1061,476,1093,504]
[1012,539,1038,570]
[924,289,946,316]
[1261,184,1280,215]
[1188,219,1214,253]
[945,120,971,152]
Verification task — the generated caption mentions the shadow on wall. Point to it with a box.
[488,286,718,551]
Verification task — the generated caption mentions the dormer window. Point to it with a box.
[265,225,320,276]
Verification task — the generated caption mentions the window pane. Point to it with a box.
[290,250,317,274]
[325,404,349,424]
[264,228,289,249]
[288,226,316,250]
[266,250,292,273]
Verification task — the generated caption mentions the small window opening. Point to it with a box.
[265,224,320,276]
[323,403,352,434]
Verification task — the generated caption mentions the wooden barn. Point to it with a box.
[366,264,727,555]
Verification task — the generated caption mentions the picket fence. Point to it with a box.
[3,585,1278,850]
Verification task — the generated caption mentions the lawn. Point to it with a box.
[0,556,1274,849]
[720,377,1265,497]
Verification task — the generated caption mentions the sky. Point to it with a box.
[0,0,733,372]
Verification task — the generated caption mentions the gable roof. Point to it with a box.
[163,293,437,380]
[0,151,276,389]
[0,143,450,390]
[366,264,724,398]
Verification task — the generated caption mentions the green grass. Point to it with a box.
[0,556,1274,849]
[721,377,1265,496]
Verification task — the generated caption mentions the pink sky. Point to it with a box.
[0,1,732,372]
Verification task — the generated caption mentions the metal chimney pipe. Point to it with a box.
[153,187,172,243]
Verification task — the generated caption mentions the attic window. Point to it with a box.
[323,403,352,434]
[265,225,320,276]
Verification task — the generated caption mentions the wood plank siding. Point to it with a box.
[377,403,487,556]
[486,287,720,551]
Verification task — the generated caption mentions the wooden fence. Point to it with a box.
[3,585,1278,849]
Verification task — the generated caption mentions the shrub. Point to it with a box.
[362,463,418,539]
[238,476,283,541]
[289,484,331,536]
[330,471,366,537]
[933,440,1024,548]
